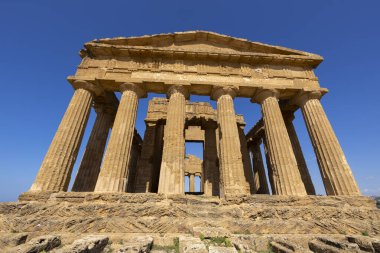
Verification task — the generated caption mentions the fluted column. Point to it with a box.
[293,91,360,195]
[189,174,195,192]
[134,123,157,193]
[263,136,275,194]
[282,111,316,195]
[95,83,146,192]
[249,139,270,194]
[212,86,248,197]
[72,103,115,192]
[158,85,188,194]
[238,126,255,194]
[203,123,219,196]
[252,89,306,196]
[30,81,101,192]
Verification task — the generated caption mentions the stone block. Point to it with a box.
[58,235,109,253]
[208,246,237,253]
[117,236,153,253]
[179,236,207,253]
[15,235,61,253]
[192,227,231,238]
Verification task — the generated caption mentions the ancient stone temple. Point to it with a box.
[26,30,360,197]
[3,31,379,253]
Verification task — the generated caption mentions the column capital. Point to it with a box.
[251,89,279,104]
[211,85,238,101]
[120,83,147,98]
[166,85,190,99]
[291,90,322,107]
[72,80,104,97]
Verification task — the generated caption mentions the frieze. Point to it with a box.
[77,57,317,81]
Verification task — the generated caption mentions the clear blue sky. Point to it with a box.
[0,0,379,201]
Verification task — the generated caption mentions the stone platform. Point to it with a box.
[1,192,378,235]
[0,193,379,252]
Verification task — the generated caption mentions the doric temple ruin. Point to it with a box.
[3,31,379,253]
[26,31,360,198]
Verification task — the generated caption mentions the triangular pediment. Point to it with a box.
[91,31,322,59]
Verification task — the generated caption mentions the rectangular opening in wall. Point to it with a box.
[185,141,204,194]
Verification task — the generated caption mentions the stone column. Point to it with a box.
[252,89,307,196]
[95,83,146,192]
[282,111,316,195]
[293,91,360,195]
[189,174,195,192]
[158,85,188,194]
[238,126,255,194]
[134,122,157,193]
[263,136,275,194]
[211,86,248,197]
[72,103,115,192]
[30,81,101,192]
[203,122,219,196]
[249,139,270,194]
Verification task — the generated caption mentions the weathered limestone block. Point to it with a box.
[346,235,375,252]
[179,237,207,253]
[208,246,237,253]
[117,236,153,253]
[72,103,115,192]
[253,89,306,196]
[95,83,146,192]
[212,86,248,196]
[0,233,27,248]
[282,111,316,195]
[15,235,61,253]
[249,140,270,194]
[293,91,361,196]
[30,81,100,192]
[309,237,360,253]
[158,85,188,194]
[57,235,109,253]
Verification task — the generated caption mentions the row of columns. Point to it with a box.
[30,81,360,196]
[185,173,202,193]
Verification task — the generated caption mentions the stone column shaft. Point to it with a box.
[203,125,219,196]
[283,112,316,195]
[238,127,255,193]
[297,92,360,195]
[263,136,276,194]
[72,106,114,192]
[250,140,270,194]
[134,123,157,193]
[30,86,95,192]
[95,83,145,192]
[158,86,188,194]
[212,86,248,196]
[253,90,306,196]
[189,174,195,192]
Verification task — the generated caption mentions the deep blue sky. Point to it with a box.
[0,0,379,201]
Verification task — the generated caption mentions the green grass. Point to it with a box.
[202,236,233,247]
[362,231,369,236]
[151,237,179,253]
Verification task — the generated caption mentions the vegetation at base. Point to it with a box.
[200,236,233,247]
[151,237,179,253]
[362,231,369,236]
